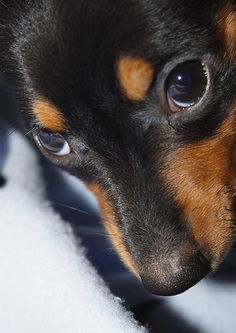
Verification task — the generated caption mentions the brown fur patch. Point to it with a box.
[163,110,236,267]
[87,183,138,276]
[117,55,154,101]
[217,2,236,60]
[33,98,65,132]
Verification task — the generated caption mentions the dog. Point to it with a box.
[0,0,236,296]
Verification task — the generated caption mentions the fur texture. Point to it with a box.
[1,0,236,295]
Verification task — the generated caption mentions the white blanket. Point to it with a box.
[0,132,146,333]
[1,131,236,333]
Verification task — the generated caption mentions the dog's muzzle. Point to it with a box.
[139,249,210,296]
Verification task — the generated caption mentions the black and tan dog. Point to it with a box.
[1,0,236,296]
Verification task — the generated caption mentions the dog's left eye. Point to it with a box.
[35,129,71,156]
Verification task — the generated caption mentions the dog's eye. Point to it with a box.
[166,60,207,112]
[35,129,71,156]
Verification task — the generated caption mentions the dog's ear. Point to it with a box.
[217,2,236,61]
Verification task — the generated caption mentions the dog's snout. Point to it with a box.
[140,250,210,296]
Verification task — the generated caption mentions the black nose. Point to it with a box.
[140,250,210,296]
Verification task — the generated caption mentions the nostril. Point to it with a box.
[140,250,211,296]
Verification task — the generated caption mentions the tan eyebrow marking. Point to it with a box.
[117,55,155,101]
[33,97,66,132]
[87,183,138,276]
[217,2,236,60]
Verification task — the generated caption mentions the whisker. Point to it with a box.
[76,230,111,238]
[6,128,17,138]
[52,201,98,218]
[49,229,111,239]
[1,125,35,139]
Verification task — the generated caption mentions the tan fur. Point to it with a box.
[163,110,236,267]
[217,2,236,60]
[33,98,65,132]
[117,55,154,100]
[87,183,138,276]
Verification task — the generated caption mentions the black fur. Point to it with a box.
[0,0,235,295]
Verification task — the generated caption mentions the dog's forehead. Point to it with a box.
[27,0,221,87]
[26,0,236,136]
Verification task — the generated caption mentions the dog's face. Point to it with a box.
[2,0,236,295]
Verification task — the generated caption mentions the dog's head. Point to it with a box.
[2,0,236,295]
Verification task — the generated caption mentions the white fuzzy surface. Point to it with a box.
[0,132,146,333]
[167,278,236,333]
[2,131,236,333]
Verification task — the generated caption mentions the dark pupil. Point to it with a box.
[38,130,65,153]
[167,60,207,108]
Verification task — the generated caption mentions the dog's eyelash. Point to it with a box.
[45,229,116,242]
[2,126,35,139]
[24,127,37,137]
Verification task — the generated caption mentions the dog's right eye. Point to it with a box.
[165,60,208,113]
[35,129,71,157]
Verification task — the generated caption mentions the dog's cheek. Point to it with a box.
[86,183,139,276]
[162,110,236,267]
